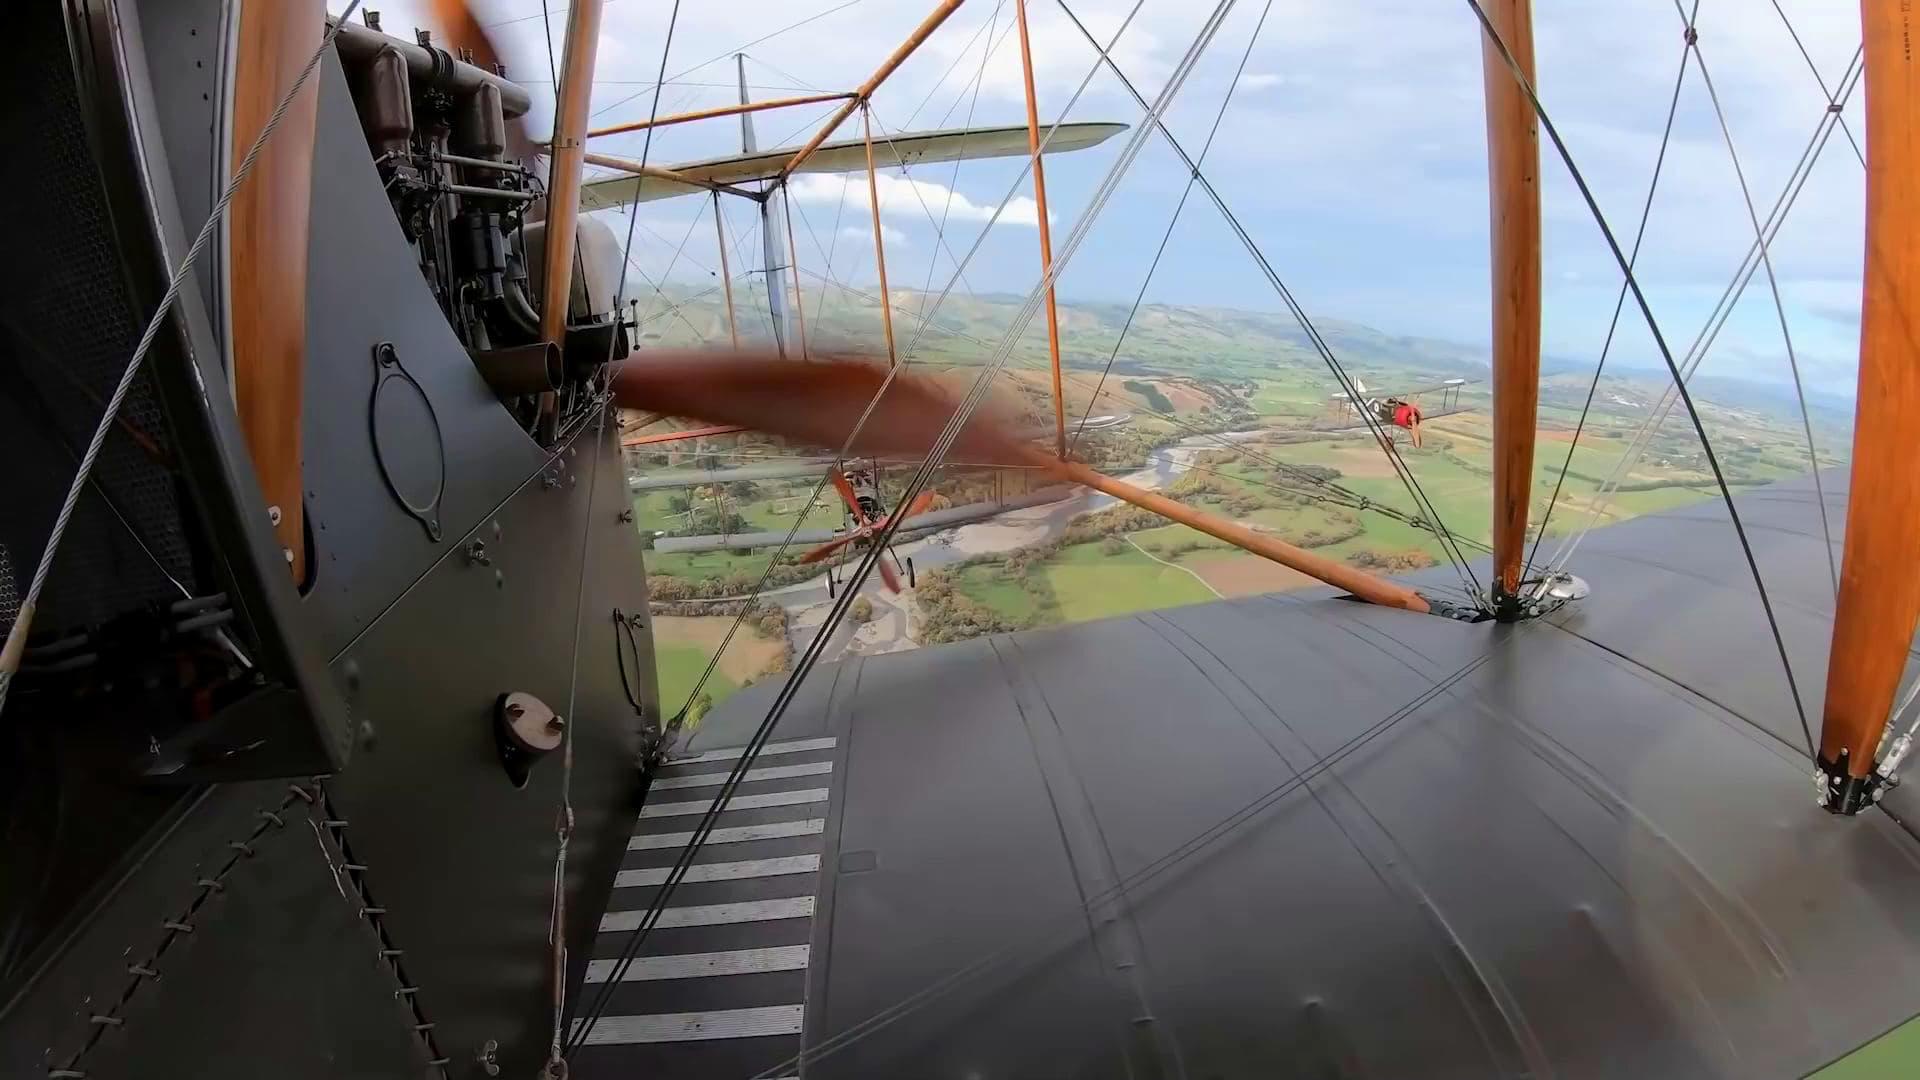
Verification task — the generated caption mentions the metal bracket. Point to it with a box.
[367,342,446,542]
[1816,748,1885,815]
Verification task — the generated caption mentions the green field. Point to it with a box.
[654,643,738,718]
[954,541,1219,629]
[1045,542,1217,620]
[1817,1015,1920,1077]
[631,287,1852,638]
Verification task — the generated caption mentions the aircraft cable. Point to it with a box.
[848,106,999,306]
[750,639,1506,1077]
[918,1,1009,302]
[784,261,1489,565]
[808,176,855,330]
[1176,457,1494,557]
[1539,45,1864,569]
[1677,2,1838,599]
[888,0,1009,133]
[764,121,1428,538]
[1542,46,1862,577]
[1054,0,1488,603]
[570,2,1231,1050]
[543,393,607,1077]
[621,200,711,339]
[780,13,1022,351]
[0,0,365,718]
[542,1,684,1071]
[1522,2,1695,581]
[538,0,559,89]
[1465,0,1816,759]
[854,0,1156,364]
[621,255,708,342]
[1767,0,1865,167]
[1069,0,1275,459]
[585,0,871,122]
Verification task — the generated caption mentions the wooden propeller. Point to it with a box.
[608,348,1431,613]
[798,486,938,593]
[425,0,534,158]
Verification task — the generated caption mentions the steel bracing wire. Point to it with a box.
[916,2,1009,301]
[1069,0,1276,458]
[1542,46,1863,576]
[1677,0,1838,598]
[0,0,366,718]
[776,8,1486,576]
[585,0,872,122]
[1523,2,1696,581]
[621,198,714,341]
[781,259,1484,562]
[1464,0,1815,760]
[1053,0,1487,601]
[1767,0,1865,167]
[570,0,1232,1051]
[656,15,1010,723]
[544,1,686,1069]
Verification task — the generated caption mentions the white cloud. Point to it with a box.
[789,171,1047,228]
[840,223,911,250]
[1236,73,1285,92]
[921,3,1173,109]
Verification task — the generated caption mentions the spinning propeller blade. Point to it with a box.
[830,469,869,525]
[798,534,861,565]
[427,0,533,158]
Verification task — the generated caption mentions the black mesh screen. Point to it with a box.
[0,1,201,639]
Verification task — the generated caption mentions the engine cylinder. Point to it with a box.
[357,46,414,160]
[453,83,506,162]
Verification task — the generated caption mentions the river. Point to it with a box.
[761,428,1269,610]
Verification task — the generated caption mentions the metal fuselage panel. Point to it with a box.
[0,2,661,1075]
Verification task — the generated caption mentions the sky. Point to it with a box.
[331,0,1872,395]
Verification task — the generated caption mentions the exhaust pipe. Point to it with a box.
[469,342,562,397]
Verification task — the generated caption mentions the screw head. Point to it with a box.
[267,505,282,526]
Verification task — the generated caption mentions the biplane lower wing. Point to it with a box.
[651,485,1075,554]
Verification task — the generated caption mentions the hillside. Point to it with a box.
[632,281,1849,436]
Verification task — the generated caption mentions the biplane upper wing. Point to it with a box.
[581,122,1128,209]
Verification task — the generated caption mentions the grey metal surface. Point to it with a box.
[58,0,354,772]
[0,782,427,1079]
[300,52,552,661]
[323,419,652,1080]
[5,3,668,1075]
[630,474,1920,1079]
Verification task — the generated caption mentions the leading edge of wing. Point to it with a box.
[581,122,1128,209]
